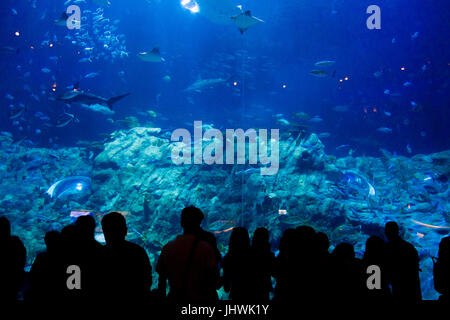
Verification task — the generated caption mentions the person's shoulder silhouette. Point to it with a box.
[434,236,450,302]
[384,221,422,302]
[156,206,218,302]
[101,212,152,301]
[26,230,64,302]
[223,227,252,300]
[0,217,26,302]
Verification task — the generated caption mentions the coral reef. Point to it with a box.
[0,128,448,299]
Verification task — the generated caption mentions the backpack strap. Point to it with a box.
[181,237,201,299]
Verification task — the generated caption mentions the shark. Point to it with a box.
[183,76,230,93]
[137,47,165,62]
[56,88,130,111]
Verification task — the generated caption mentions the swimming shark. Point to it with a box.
[231,10,264,34]
[137,47,165,62]
[56,89,130,111]
[183,76,230,93]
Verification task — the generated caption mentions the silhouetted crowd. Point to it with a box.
[0,206,449,306]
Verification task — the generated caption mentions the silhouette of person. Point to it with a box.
[0,217,26,302]
[273,228,298,302]
[249,227,275,301]
[101,212,152,302]
[362,235,391,300]
[74,215,104,298]
[314,231,332,303]
[294,225,319,302]
[156,206,218,302]
[330,242,365,303]
[222,227,254,300]
[384,221,422,302]
[433,236,450,302]
[26,230,64,302]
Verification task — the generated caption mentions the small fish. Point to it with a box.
[403,81,412,87]
[384,89,390,95]
[41,67,51,73]
[377,127,392,134]
[406,144,412,154]
[11,8,18,15]
[411,31,419,39]
[310,70,329,78]
[384,111,392,117]
[318,132,330,138]
[391,37,396,44]
[235,168,260,175]
[373,71,383,78]
[5,93,14,100]
[276,118,290,126]
[308,116,323,123]
[84,72,99,79]
[79,57,93,63]
[9,105,27,119]
[56,112,79,128]
[314,60,336,67]
[336,144,350,150]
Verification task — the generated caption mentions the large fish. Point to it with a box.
[230,10,264,34]
[314,60,336,67]
[137,47,165,62]
[56,89,130,111]
[47,176,92,200]
[183,77,230,92]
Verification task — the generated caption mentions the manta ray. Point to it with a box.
[138,47,165,62]
[193,0,263,33]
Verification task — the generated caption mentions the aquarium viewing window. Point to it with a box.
[0,0,448,309]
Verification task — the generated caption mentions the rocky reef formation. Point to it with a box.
[0,128,448,299]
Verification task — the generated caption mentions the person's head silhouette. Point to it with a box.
[315,232,330,253]
[76,215,96,241]
[385,221,400,241]
[252,227,270,250]
[229,227,250,254]
[44,230,61,252]
[333,242,355,261]
[181,206,204,234]
[102,212,127,246]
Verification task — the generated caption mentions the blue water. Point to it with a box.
[0,0,449,299]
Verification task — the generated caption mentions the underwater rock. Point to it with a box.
[1,127,448,299]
